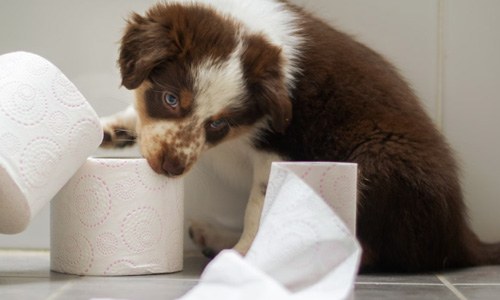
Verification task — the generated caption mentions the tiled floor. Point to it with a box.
[1,250,500,299]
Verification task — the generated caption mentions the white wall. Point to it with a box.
[1,0,499,248]
[441,0,500,242]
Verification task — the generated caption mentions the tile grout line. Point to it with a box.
[437,275,468,300]
[45,280,76,300]
[355,282,442,286]
[435,0,445,130]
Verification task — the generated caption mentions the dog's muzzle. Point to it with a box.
[161,156,186,177]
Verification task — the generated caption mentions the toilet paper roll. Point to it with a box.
[50,157,184,276]
[262,162,357,233]
[0,51,103,234]
[180,162,360,300]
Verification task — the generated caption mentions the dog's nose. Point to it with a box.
[162,158,185,177]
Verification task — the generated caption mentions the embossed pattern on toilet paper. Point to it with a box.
[73,174,112,228]
[121,206,164,253]
[262,162,358,233]
[51,158,184,276]
[0,82,48,126]
[249,172,350,287]
[0,51,103,234]
[19,137,62,187]
[52,71,87,108]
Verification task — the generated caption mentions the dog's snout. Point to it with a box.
[162,158,185,177]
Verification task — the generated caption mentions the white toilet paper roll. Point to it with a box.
[180,162,360,300]
[50,157,184,276]
[0,51,102,234]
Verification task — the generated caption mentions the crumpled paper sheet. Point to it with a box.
[179,162,361,300]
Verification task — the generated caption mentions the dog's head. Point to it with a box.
[119,3,292,176]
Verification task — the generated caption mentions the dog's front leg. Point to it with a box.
[233,152,283,255]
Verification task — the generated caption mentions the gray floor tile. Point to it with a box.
[355,283,460,300]
[53,277,198,300]
[0,250,205,300]
[165,253,210,279]
[5,249,500,299]
[454,285,500,300]
[440,266,500,284]
[0,276,74,300]
[357,272,441,284]
[46,253,208,300]
[0,250,50,278]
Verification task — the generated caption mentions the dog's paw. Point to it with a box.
[188,220,241,258]
[100,119,137,149]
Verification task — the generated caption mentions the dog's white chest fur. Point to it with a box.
[184,138,254,231]
[199,138,254,191]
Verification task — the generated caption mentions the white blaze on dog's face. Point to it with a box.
[134,51,248,176]
[119,3,293,176]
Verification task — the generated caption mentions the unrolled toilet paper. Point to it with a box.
[261,162,357,233]
[51,157,184,276]
[0,51,103,234]
[179,162,360,300]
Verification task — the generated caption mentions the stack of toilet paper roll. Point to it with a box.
[0,51,184,276]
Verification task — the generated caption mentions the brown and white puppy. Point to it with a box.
[101,0,500,272]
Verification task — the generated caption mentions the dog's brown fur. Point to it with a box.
[253,4,500,272]
[104,0,500,273]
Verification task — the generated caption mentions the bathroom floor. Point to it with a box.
[1,250,500,300]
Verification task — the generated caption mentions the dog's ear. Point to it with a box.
[119,11,180,90]
[242,35,292,134]
[259,75,292,134]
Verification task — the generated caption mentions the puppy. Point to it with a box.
[101,0,500,272]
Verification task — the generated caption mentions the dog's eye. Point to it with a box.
[205,118,230,144]
[209,119,228,130]
[163,93,178,107]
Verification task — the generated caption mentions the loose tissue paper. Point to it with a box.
[0,51,102,234]
[51,157,184,276]
[179,162,361,300]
